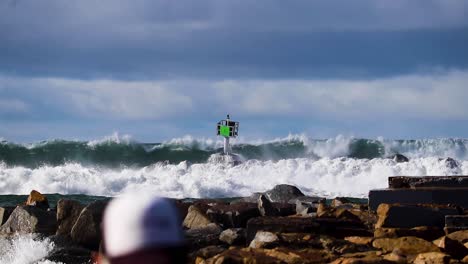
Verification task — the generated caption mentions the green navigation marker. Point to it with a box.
[220,125,230,137]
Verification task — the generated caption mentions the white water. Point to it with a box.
[0,157,466,198]
[0,234,58,264]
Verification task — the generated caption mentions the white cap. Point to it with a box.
[103,193,185,258]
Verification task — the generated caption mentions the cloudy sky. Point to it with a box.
[1,0,467,142]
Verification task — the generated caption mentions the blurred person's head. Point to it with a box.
[101,194,186,264]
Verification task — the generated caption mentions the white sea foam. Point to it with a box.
[0,157,466,198]
[86,131,134,147]
[0,234,58,264]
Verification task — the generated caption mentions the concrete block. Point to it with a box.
[388,176,468,189]
[368,188,468,211]
[376,204,459,228]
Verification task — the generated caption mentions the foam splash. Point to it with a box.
[0,157,466,198]
[86,132,134,147]
[0,234,57,264]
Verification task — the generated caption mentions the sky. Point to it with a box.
[1,0,468,142]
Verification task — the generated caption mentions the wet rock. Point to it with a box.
[56,199,85,236]
[0,206,15,225]
[186,223,223,250]
[372,236,440,255]
[246,217,320,244]
[184,205,213,229]
[194,245,227,260]
[173,200,192,220]
[295,200,318,216]
[232,192,263,204]
[374,226,445,241]
[391,154,409,163]
[258,195,278,217]
[249,231,280,249]
[434,236,468,259]
[25,190,49,209]
[388,176,468,188]
[376,203,459,228]
[445,215,468,233]
[219,228,246,245]
[444,157,459,169]
[0,205,57,235]
[413,252,451,264]
[206,202,260,228]
[331,197,352,207]
[46,246,92,264]
[264,184,305,203]
[272,202,295,216]
[70,200,109,250]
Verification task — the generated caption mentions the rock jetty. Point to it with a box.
[1,181,468,263]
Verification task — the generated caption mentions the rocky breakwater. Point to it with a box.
[2,179,468,263]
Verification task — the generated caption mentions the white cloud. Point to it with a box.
[0,99,28,114]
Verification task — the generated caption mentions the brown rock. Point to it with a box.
[25,190,49,209]
[186,223,223,251]
[263,247,335,264]
[56,199,85,236]
[195,245,227,259]
[373,236,440,255]
[374,226,445,241]
[0,205,56,235]
[376,203,459,228]
[382,252,406,263]
[446,230,468,244]
[0,207,15,225]
[205,247,283,264]
[434,236,468,259]
[413,252,451,264]
[462,255,468,263]
[330,251,391,264]
[184,205,213,229]
[70,200,108,250]
[344,236,373,246]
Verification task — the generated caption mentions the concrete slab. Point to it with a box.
[368,188,468,211]
[388,176,468,189]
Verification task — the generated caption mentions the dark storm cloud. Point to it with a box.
[1,0,467,79]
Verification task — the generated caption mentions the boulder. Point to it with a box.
[331,251,391,264]
[295,200,318,216]
[25,190,50,209]
[272,202,296,216]
[173,200,192,220]
[258,195,278,217]
[219,228,246,245]
[231,192,263,204]
[0,206,15,225]
[391,154,409,163]
[184,205,213,229]
[372,236,440,255]
[446,230,468,244]
[264,184,305,203]
[433,236,468,259]
[193,245,226,260]
[186,223,223,250]
[376,203,459,228]
[331,197,352,207]
[206,202,260,228]
[413,252,451,264]
[0,205,57,235]
[56,199,85,236]
[70,200,108,250]
[444,157,459,169]
[445,215,468,233]
[249,231,280,249]
[374,226,445,241]
[344,236,373,246]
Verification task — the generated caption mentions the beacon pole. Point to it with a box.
[217,114,239,156]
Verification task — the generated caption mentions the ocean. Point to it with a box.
[0,133,468,262]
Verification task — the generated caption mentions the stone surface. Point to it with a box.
[375,203,459,228]
[391,154,409,163]
[295,199,318,216]
[344,236,373,246]
[0,205,57,235]
[369,188,468,211]
[388,176,468,189]
[330,251,391,264]
[206,202,260,228]
[264,184,305,203]
[446,230,468,244]
[446,215,468,229]
[372,236,440,255]
[70,200,108,250]
[258,195,278,217]
[186,223,223,250]
[184,205,213,229]
[25,190,50,209]
[194,245,227,260]
[0,206,15,225]
[56,199,85,236]
[249,231,279,249]
[331,197,352,207]
[374,226,445,241]
[413,252,451,264]
[219,228,246,246]
[433,236,468,259]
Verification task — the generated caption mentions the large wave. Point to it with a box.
[1,134,467,168]
[0,157,466,198]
